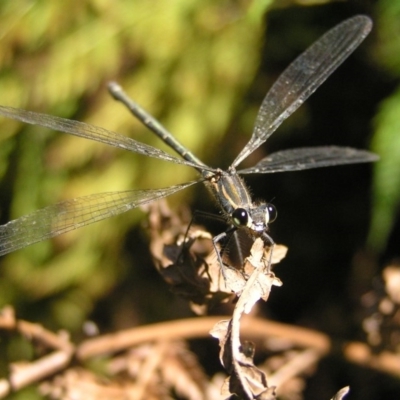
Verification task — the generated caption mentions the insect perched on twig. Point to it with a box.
[0,16,377,275]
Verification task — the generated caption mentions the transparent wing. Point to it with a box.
[238,146,379,174]
[0,106,203,169]
[0,181,197,256]
[232,15,372,167]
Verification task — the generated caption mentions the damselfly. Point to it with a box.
[0,16,378,271]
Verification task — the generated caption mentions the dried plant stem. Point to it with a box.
[268,348,322,387]
[0,305,332,398]
[344,342,400,378]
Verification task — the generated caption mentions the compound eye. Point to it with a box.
[266,204,277,224]
[232,208,249,226]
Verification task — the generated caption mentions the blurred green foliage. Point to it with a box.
[0,0,273,331]
[368,0,400,251]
